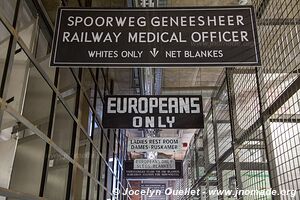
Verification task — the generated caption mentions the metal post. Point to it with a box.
[202,120,210,200]
[65,68,82,200]
[212,98,223,200]
[85,69,98,200]
[225,68,244,199]
[0,0,20,129]
[95,69,103,200]
[39,68,59,196]
[104,79,114,200]
[255,67,279,200]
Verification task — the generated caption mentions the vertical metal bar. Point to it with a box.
[97,129,104,200]
[106,79,114,198]
[255,67,279,200]
[0,0,20,96]
[225,68,244,199]
[29,11,50,198]
[103,131,110,200]
[65,68,82,200]
[95,69,103,200]
[194,137,201,180]
[85,69,98,200]
[120,131,127,200]
[202,122,210,200]
[110,130,117,196]
[103,77,113,200]
[31,0,54,36]
[116,130,122,200]
[39,68,59,197]
[116,129,121,176]
[0,0,21,128]
[102,76,108,200]
[118,133,122,200]
[212,98,223,200]
[256,0,271,19]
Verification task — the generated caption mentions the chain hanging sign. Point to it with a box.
[50,6,260,67]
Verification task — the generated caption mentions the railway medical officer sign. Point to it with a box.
[102,95,204,129]
[50,6,260,67]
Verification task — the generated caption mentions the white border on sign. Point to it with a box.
[52,7,259,66]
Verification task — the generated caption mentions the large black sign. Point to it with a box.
[102,95,204,129]
[124,160,183,179]
[50,7,260,67]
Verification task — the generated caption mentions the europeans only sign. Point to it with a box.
[102,95,204,129]
[50,7,260,67]
[134,159,176,169]
[128,138,181,152]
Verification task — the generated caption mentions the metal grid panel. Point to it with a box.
[214,80,237,200]
[232,72,260,138]
[236,128,271,200]
[184,1,300,200]
[255,0,300,111]
[215,86,232,158]
[257,0,299,199]
[232,0,300,199]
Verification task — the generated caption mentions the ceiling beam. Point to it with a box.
[162,86,220,91]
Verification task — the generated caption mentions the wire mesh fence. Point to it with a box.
[176,0,300,199]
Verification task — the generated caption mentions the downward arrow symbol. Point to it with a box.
[150,48,159,58]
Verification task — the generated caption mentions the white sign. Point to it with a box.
[127,137,181,152]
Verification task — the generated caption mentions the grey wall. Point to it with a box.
[0,138,17,200]
[9,134,45,196]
